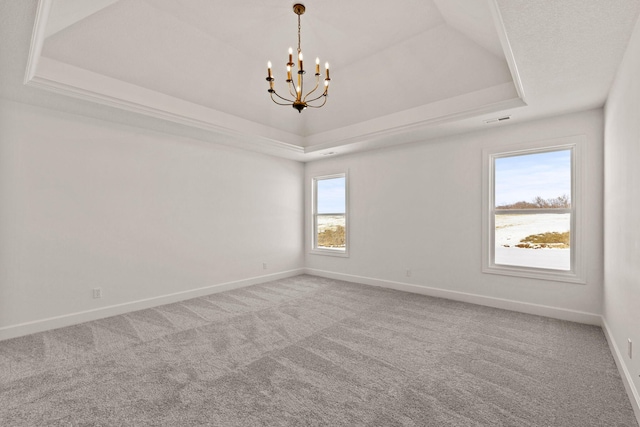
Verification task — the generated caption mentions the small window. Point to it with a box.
[482,137,584,283]
[312,173,348,256]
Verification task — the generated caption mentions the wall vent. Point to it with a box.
[484,116,511,124]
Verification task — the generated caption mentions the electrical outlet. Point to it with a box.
[263,263,268,270]
[629,339,633,359]
[406,270,412,277]
[93,288,102,299]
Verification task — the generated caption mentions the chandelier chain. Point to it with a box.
[297,14,301,54]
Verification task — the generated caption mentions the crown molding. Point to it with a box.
[488,0,527,104]
[303,82,526,153]
[26,56,306,159]
[24,0,51,84]
[25,0,527,162]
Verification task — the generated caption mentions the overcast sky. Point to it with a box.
[317,176,346,213]
[495,149,571,207]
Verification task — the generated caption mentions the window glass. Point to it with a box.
[494,150,572,270]
[313,175,347,254]
[482,137,584,283]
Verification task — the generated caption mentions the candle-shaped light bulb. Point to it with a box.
[298,52,303,70]
[288,47,293,64]
[267,61,272,78]
[286,65,292,81]
[315,57,320,74]
[325,62,330,80]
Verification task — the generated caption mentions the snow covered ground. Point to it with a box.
[495,213,570,270]
[317,213,571,270]
[317,215,345,232]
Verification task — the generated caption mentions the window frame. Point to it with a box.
[482,136,585,284]
[311,172,349,257]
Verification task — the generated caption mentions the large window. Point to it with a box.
[482,137,584,283]
[312,173,348,256]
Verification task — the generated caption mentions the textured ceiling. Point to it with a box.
[497,0,640,117]
[2,0,639,160]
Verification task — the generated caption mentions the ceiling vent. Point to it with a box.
[484,115,511,124]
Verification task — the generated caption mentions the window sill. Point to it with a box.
[310,248,349,258]
[482,264,586,284]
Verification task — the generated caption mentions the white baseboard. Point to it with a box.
[602,317,640,424]
[304,268,602,325]
[0,269,304,341]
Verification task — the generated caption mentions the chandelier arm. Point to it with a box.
[287,80,298,99]
[270,98,293,107]
[304,89,328,104]
[270,91,295,105]
[302,75,320,102]
[305,95,328,108]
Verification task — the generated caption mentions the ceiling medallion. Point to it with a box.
[266,3,330,113]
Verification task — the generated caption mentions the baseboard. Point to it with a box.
[304,269,602,325]
[602,317,640,424]
[0,269,304,341]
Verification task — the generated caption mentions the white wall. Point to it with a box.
[0,99,304,338]
[603,15,640,417]
[0,98,606,340]
[306,109,604,322]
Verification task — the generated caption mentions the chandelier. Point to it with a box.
[266,3,330,113]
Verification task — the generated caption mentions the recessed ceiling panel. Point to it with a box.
[30,0,525,157]
[301,24,514,136]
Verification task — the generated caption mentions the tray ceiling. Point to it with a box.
[26,0,524,159]
[21,0,640,160]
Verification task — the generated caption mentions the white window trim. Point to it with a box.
[481,135,585,284]
[311,172,349,257]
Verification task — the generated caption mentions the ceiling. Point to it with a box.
[2,0,640,161]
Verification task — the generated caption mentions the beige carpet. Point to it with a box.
[0,275,637,426]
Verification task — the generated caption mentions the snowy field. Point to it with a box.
[317,213,570,270]
[317,215,345,232]
[495,213,570,270]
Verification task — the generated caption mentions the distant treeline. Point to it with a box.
[497,195,570,210]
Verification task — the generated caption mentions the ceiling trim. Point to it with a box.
[26,1,306,160]
[26,58,306,158]
[488,0,526,103]
[24,0,50,84]
[28,54,524,158]
[25,0,528,161]
[303,82,525,153]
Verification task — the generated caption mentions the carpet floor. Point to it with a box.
[0,275,637,426]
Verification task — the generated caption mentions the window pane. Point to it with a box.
[495,213,570,270]
[317,214,345,249]
[314,175,347,254]
[317,177,346,214]
[495,150,571,209]
[483,138,582,283]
